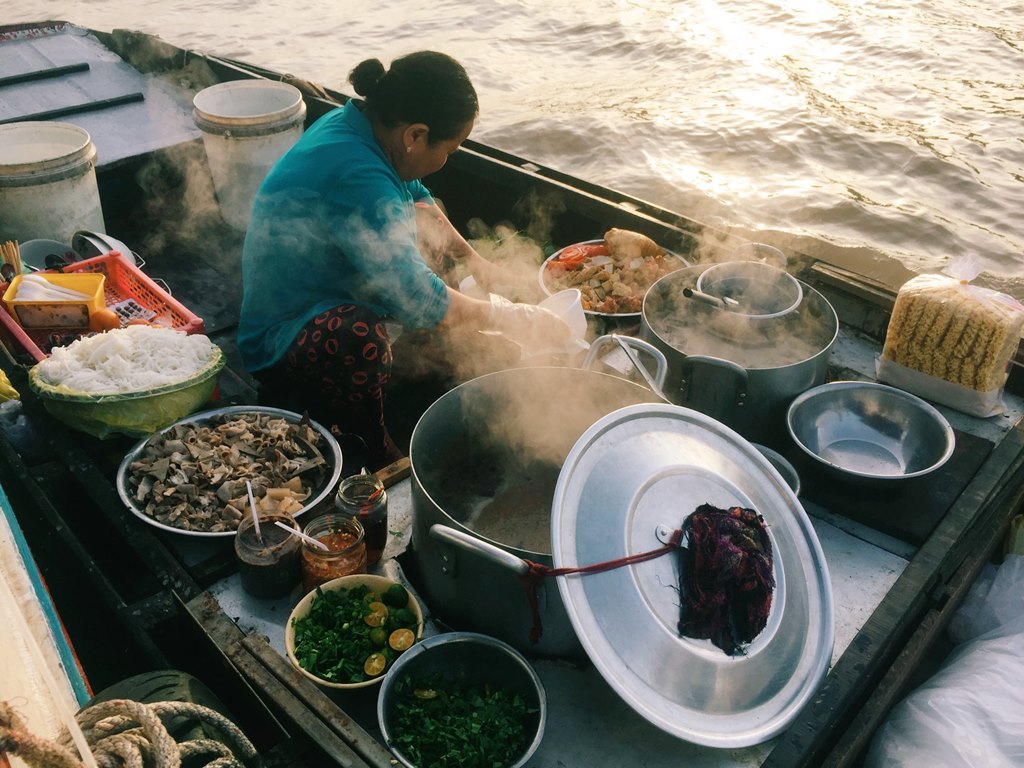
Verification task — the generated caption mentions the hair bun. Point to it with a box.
[349,58,386,97]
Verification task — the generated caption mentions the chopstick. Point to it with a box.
[1,240,22,277]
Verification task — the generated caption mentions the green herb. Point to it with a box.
[292,584,417,684]
[391,673,537,768]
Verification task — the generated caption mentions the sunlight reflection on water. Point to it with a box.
[6,0,1023,297]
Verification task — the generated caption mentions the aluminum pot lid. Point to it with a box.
[550,402,834,748]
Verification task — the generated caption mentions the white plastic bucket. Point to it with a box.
[0,122,105,244]
[193,80,306,230]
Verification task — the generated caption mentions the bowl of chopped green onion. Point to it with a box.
[285,574,424,689]
[378,631,546,768]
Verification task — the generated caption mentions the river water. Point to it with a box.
[7,0,1024,298]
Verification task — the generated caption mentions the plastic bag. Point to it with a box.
[864,555,1024,768]
[876,259,1024,417]
[1006,514,1024,557]
[0,369,19,402]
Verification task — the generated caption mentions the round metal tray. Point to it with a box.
[116,406,343,538]
[551,403,833,748]
[538,239,687,318]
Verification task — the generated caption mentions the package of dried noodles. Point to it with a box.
[877,264,1024,417]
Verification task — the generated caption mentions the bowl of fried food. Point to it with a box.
[539,228,686,317]
[286,574,424,690]
[378,631,546,768]
[117,406,342,537]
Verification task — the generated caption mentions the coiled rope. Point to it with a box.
[0,697,259,768]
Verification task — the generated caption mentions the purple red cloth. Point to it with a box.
[253,304,396,469]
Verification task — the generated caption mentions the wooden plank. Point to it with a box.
[2,364,202,601]
[225,641,370,768]
[0,431,169,667]
[807,262,896,308]
[0,62,89,87]
[823,473,1024,767]
[787,427,993,545]
[185,592,391,767]
[182,592,311,750]
[0,91,145,124]
[374,456,410,488]
[241,634,396,768]
[185,590,249,648]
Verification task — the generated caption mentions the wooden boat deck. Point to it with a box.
[1,21,1022,768]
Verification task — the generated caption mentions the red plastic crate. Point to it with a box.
[65,251,204,333]
[0,251,205,364]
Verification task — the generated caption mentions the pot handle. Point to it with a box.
[678,355,749,409]
[429,524,530,576]
[583,334,668,398]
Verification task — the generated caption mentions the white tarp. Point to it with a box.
[865,553,1024,768]
[0,482,96,767]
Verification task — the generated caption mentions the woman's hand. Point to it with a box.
[442,289,570,349]
[487,293,571,352]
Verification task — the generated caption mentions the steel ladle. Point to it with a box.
[682,287,740,310]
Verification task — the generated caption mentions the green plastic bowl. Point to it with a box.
[27,345,225,439]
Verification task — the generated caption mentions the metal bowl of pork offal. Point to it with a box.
[116,406,342,538]
[786,381,955,485]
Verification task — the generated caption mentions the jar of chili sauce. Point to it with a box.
[335,472,388,565]
[299,513,367,593]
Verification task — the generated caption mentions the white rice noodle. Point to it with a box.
[35,326,218,395]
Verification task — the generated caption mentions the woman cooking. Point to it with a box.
[238,51,569,470]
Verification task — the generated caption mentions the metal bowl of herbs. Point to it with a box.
[285,574,424,690]
[378,631,546,768]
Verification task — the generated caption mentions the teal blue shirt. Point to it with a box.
[237,100,449,372]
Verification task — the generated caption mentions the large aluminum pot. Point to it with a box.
[641,265,838,444]
[408,352,664,657]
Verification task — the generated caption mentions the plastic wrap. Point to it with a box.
[877,267,1024,417]
[0,370,19,402]
[1006,514,1024,557]
[27,346,224,439]
[865,555,1024,768]
[33,374,221,438]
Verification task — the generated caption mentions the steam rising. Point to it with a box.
[133,140,231,267]
[414,367,658,553]
[646,268,837,369]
